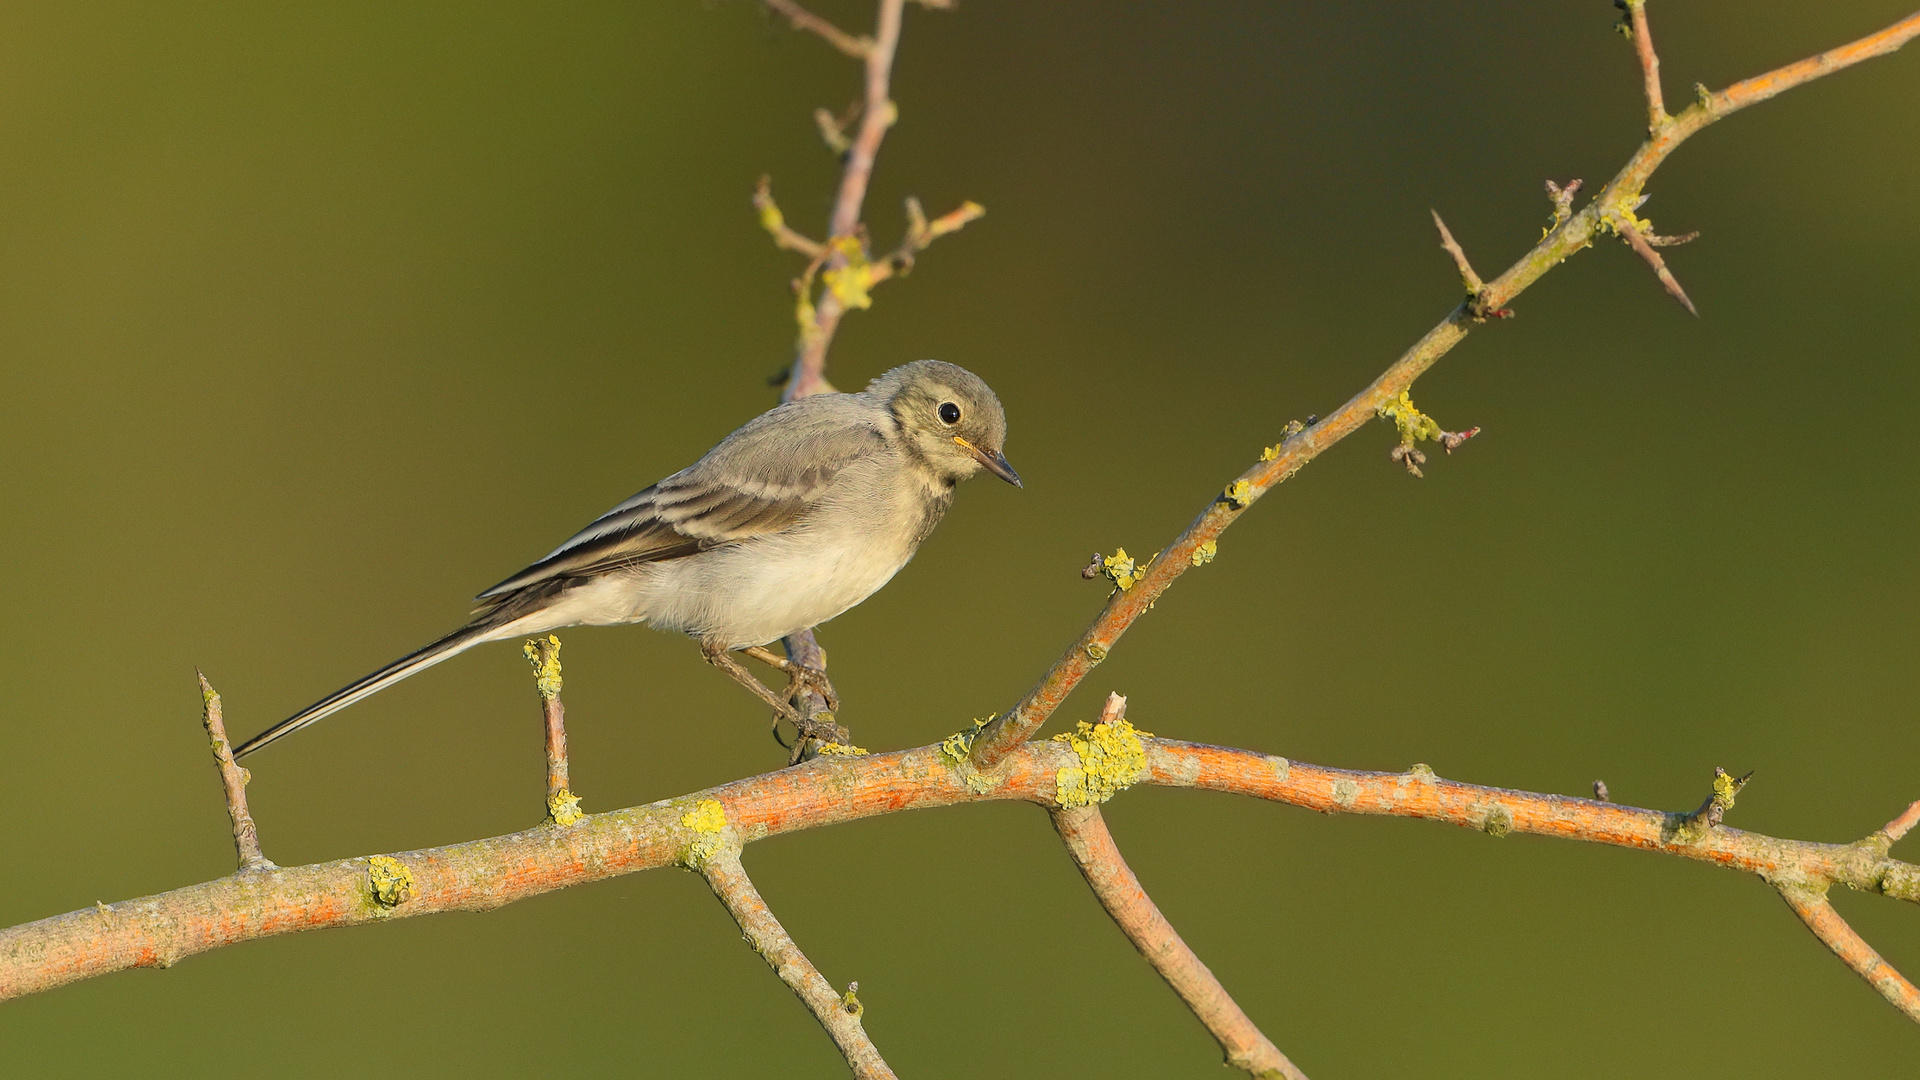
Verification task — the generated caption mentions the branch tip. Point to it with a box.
[1616,217,1700,316]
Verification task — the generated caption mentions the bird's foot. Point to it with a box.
[738,644,841,713]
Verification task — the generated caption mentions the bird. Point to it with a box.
[232,359,1019,758]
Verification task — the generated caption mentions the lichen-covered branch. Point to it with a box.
[702,848,896,1078]
[1050,698,1305,1077]
[966,5,1920,769]
[8,734,1915,1019]
[524,635,582,826]
[197,672,273,872]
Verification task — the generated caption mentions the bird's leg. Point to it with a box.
[699,640,804,726]
[737,644,841,713]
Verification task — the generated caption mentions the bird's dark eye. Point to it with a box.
[938,402,961,425]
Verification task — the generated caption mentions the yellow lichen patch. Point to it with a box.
[1378,390,1445,446]
[1260,444,1280,461]
[821,236,876,310]
[523,634,563,699]
[1051,718,1153,809]
[939,716,993,766]
[1100,548,1144,590]
[681,799,729,870]
[547,789,584,826]
[366,856,415,910]
[814,742,870,756]
[1190,540,1217,567]
[683,799,726,833]
[1222,479,1252,508]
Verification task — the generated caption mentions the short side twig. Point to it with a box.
[1616,216,1699,316]
[1777,885,1920,1022]
[1876,799,1920,848]
[1430,209,1483,295]
[1623,0,1668,130]
[701,848,895,1079]
[524,635,581,826]
[196,671,273,871]
[761,0,874,59]
[1052,801,1308,1080]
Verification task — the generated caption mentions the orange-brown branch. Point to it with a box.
[1778,886,1920,1022]
[1053,803,1307,1080]
[967,5,1920,769]
[7,736,1914,1014]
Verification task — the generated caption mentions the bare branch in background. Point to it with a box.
[760,0,874,59]
[965,6,1920,769]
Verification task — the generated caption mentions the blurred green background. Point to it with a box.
[2,1,1917,1075]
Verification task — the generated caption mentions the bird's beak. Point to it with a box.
[954,436,1022,488]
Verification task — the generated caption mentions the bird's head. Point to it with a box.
[871,360,1020,489]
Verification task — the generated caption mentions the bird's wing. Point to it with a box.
[475,397,887,602]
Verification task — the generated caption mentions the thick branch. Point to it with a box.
[1053,803,1307,1080]
[7,736,1914,1011]
[967,7,1920,769]
[702,848,895,1078]
[1778,885,1920,1021]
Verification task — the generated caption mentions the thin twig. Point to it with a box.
[783,0,910,401]
[777,0,922,748]
[1430,209,1483,294]
[967,7,1920,770]
[524,635,581,826]
[1053,802,1308,1080]
[754,177,827,258]
[1623,0,1668,130]
[702,848,896,1079]
[761,0,874,59]
[1778,885,1920,1021]
[7,738,1916,1006]
[1878,799,1920,847]
[196,671,273,871]
[1616,217,1699,316]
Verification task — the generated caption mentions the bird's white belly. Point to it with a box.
[570,523,918,648]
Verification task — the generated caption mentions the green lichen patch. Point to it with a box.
[366,855,415,912]
[1051,718,1153,808]
[1479,804,1514,838]
[1331,779,1359,807]
[681,799,729,870]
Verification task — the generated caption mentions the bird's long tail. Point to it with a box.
[232,623,494,758]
